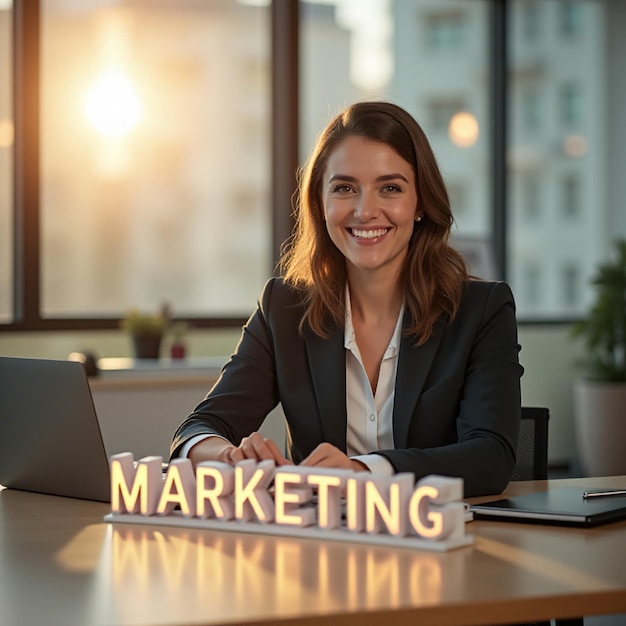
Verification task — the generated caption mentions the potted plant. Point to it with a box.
[121,308,168,360]
[571,238,626,476]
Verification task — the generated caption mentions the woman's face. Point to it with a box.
[322,135,419,280]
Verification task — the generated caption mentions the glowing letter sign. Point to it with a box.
[106,453,472,552]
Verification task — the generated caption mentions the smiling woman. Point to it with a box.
[171,101,524,499]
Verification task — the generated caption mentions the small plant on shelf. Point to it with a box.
[121,309,167,336]
[121,308,168,360]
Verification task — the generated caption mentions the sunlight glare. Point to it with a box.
[0,119,13,147]
[448,111,479,148]
[85,72,142,137]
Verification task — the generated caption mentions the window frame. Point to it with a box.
[4,0,298,332]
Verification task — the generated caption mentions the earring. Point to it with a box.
[415,215,422,222]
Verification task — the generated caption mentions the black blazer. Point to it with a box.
[171,277,523,497]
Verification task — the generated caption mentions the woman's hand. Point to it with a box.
[225,432,290,466]
[300,442,369,473]
[188,432,290,467]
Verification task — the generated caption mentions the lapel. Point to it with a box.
[393,314,446,448]
[303,325,347,451]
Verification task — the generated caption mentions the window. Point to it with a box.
[35,1,271,321]
[0,2,11,323]
[561,262,580,307]
[560,1,584,37]
[559,82,582,128]
[428,99,466,134]
[508,0,625,321]
[5,0,626,332]
[424,11,467,51]
[522,263,542,307]
[521,1,541,41]
[562,175,580,217]
[521,86,542,132]
[522,175,541,219]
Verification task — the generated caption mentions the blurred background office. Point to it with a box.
[1,0,625,473]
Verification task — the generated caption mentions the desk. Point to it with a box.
[1,476,625,626]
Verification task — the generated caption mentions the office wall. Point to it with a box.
[0,323,583,467]
[517,324,585,467]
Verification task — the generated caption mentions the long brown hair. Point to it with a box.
[280,101,468,345]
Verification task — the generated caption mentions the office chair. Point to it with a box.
[512,407,584,626]
[511,406,550,481]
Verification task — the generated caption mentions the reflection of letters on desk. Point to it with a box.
[107,525,446,610]
[105,453,473,552]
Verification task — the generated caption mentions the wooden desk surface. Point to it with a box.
[1,476,625,626]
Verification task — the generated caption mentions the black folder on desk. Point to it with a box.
[470,487,626,527]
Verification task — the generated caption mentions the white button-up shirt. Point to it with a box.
[345,287,401,475]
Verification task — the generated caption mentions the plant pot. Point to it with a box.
[574,378,626,476]
[132,333,162,360]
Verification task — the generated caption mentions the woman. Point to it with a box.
[171,101,523,497]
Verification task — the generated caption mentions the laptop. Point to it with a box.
[470,487,626,527]
[0,356,111,502]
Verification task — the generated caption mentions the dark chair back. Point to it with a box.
[511,406,549,481]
